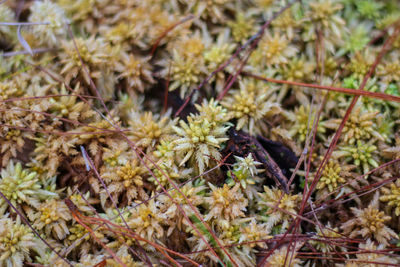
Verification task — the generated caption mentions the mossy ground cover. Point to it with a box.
[0,0,400,266]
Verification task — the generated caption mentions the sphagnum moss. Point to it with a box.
[0,161,57,215]
[0,216,45,267]
[0,0,400,266]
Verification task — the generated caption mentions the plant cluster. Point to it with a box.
[0,0,400,266]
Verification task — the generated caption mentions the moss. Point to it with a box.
[1,0,400,265]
